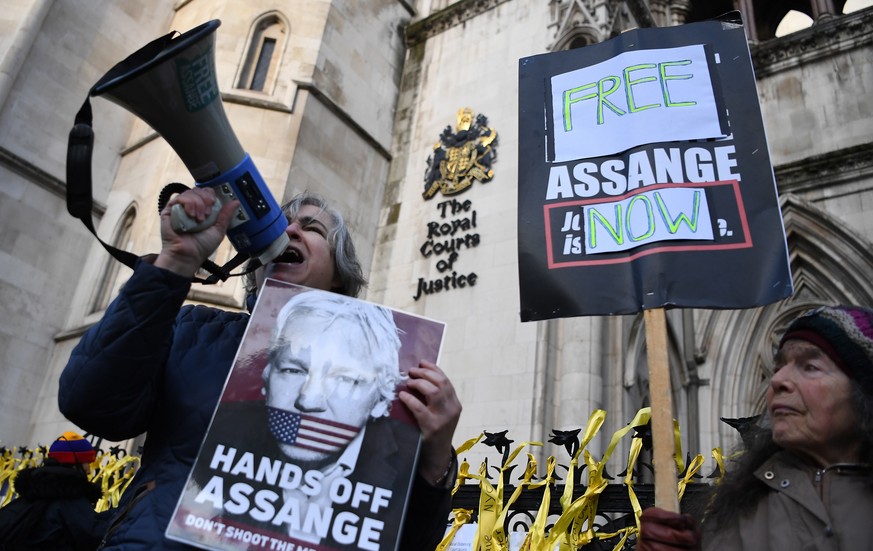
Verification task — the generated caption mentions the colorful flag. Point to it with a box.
[267,407,361,455]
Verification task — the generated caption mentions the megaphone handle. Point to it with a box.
[170,201,221,233]
[170,183,242,233]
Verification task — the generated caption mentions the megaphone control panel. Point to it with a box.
[170,153,289,266]
[236,173,271,219]
[170,171,274,233]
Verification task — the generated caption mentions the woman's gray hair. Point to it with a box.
[244,191,367,298]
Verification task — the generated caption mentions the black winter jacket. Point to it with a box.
[0,461,108,550]
[59,260,451,549]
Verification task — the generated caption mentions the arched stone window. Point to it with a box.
[547,0,615,51]
[705,194,873,446]
[553,26,601,51]
[683,0,848,41]
[620,193,873,453]
[774,9,814,36]
[236,13,288,93]
[89,206,135,314]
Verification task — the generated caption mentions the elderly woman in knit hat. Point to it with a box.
[638,305,873,551]
[0,431,110,550]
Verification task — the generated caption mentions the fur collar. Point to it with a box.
[13,463,102,504]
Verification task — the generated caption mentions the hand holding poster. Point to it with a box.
[166,279,446,550]
[517,14,793,319]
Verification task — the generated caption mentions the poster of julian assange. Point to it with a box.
[166,279,446,551]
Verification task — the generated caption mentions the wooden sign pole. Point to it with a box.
[644,307,680,512]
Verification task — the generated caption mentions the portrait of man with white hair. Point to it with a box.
[176,281,446,551]
[263,289,405,476]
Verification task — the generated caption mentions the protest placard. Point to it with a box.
[518,13,794,512]
[166,279,446,550]
[518,14,792,320]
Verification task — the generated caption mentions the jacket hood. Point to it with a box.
[14,462,102,504]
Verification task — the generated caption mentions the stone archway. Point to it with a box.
[703,193,873,448]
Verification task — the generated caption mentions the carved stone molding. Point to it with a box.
[293,81,393,161]
[0,146,96,213]
[547,0,643,50]
[774,142,873,194]
[702,192,873,442]
[751,7,873,77]
[405,0,513,46]
[548,0,610,50]
[625,0,657,28]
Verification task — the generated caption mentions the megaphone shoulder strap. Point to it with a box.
[66,96,141,272]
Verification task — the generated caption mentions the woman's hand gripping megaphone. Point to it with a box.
[169,183,241,234]
[163,158,290,270]
[155,187,240,278]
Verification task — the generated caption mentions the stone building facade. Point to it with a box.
[1,0,871,476]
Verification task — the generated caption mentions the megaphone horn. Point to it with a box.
[85,19,288,267]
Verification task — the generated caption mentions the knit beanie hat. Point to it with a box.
[48,431,97,465]
[780,305,873,395]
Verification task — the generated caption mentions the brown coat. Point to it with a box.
[703,451,873,550]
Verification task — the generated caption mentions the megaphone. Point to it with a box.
[80,19,288,267]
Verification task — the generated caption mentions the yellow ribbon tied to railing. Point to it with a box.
[0,448,47,508]
[711,448,726,479]
[471,440,541,551]
[556,409,607,551]
[546,407,651,551]
[518,455,556,551]
[436,508,475,551]
[679,454,705,502]
[92,454,141,512]
[492,451,540,551]
[436,433,482,550]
